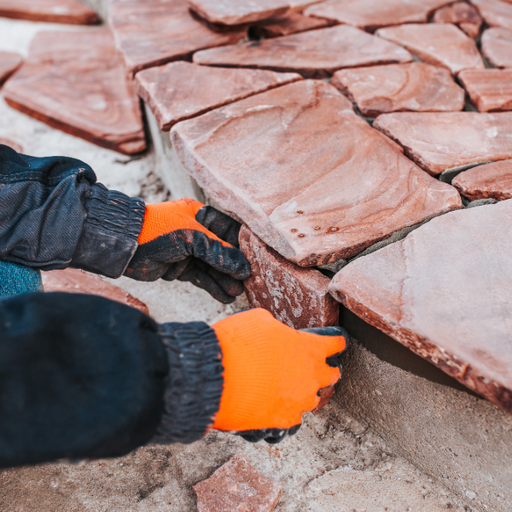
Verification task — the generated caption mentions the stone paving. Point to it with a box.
[0,0,99,24]
[481,27,512,68]
[0,50,21,84]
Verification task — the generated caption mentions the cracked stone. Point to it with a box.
[433,1,483,39]
[0,51,21,86]
[470,0,512,32]
[171,80,461,266]
[250,11,334,38]
[331,62,465,117]
[3,28,146,155]
[481,27,512,68]
[452,160,512,200]
[329,200,512,415]
[459,69,512,112]
[0,0,99,24]
[376,23,484,75]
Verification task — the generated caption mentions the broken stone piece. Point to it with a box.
[452,160,512,200]
[459,69,512,112]
[135,61,301,131]
[433,1,483,38]
[0,51,22,86]
[329,200,512,415]
[376,23,484,75]
[194,453,282,512]
[3,28,146,155]
[331,62,465,117]
[251,11,334,38]
[0,138,23,153]
[374,111,512,175]
[0,0,99,24]
[194,25,412,78]
[171,80,461,266]
[42,268,150,315]
[470,0,512,32]
[481,27,512,68]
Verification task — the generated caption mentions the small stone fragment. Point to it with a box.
[481,27,512,68]
[194,453,282,512]
[0,0,99,24]
[251,11,334,38]
[459,69,512,112]
[433,1,483,39]
[470,0,512,32]
[452,160,512,200]
[0,51,22,86]
[0,138,23,153]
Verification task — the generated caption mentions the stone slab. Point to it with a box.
[289,0,324,10]
[0,50,21,86]
[374,111,512,175]
[194,453,282,512]
[239,224,339,329]
[376,23,484,75]
[332,62,465,117]
[250,11,334,38]
[108,0,246,76]
[3,28,146,155]
[481,27,512,68]
[433,1,483,38]
[135,61,301,131]
[459,69,512,112]
[194,25,412,78]
[329,200,512,415]
[0,0,99,24]
[452,159,512,200]
[171,80,462,266]
[470,0,512,32]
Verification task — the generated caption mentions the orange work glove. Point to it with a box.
[125,199,251,303]
[211,309,347,443]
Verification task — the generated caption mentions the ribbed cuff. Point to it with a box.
[151,322,224,445]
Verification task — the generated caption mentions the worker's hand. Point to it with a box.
[211,309,347,443]
[125,199,251,303]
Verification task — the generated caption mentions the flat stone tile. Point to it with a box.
[109,0,246,75]
[239,224,339,329]
[374,112,512,175]
[459,69,512,112]
[289,0,325,10]
[0,50,21,85]
[433,1,483,38]
[376,23,485,75]
[332,62,465,117]
[171,80,461,266]
[452,159,512,200]
[3,28,146,155]
[482,27,512,68]
[135,61,301,131]
[329,200,512,414]
[251,11,334,38]
[194,25,412,78]
[0,0,99,24]
[470,0,512,32]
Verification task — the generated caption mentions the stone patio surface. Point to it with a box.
[433,1,482,39]
[459,68,512,112]
[0,50,21,85]
[0,0,99,24]
[481,27,512,68]
[470,0,512,32]
[250,11,333,38]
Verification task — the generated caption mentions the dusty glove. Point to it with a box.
[211,309,347,443]
[125,199,251,303]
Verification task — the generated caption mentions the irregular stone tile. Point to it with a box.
[251,11,334,38]
[0,0,99,24]
[194,25,412,78]
[42,268,150,315]
[452,160,512,200]
[109,0,246,76]
[135,61,301,131]
[194,453,282,512]
[332,62,465,117]
[374,112,512,175]
[239,225,339,329]
[481,27,512,68]
[3,28,146,155]
[329,200,512,414]
[470,0,512,32]
[289,0,325,10]
[0,138,22,153]
[171,80,462,266]
[433,1,483,39]
[0,51,21,86]
[459,69,512,112]
[376,23,484,75]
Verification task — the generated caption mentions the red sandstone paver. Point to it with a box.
[135,61,301,131]
[376,23,484,75]
[329,200,512,415]
[481,27,512,68]
[433,1,483,39]
[470,0,512,32]
[194,453,282,512]
[289,0,324,10]
[171,80,461,266]
[251,11,334,38]
[332,62,465,117]
[193,25,412,78]
[0,138,23,153]
[459,69,512,112]
[0,51,22,86]
[0,0,99,24]
[3,28,146,155]
[109,0,246,76]
[374,112,512,175]
[452,160,512,200]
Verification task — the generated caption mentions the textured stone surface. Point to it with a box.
[109,0,246,75]
[374,112,512,175]
[0,137,22,152]
[135,61,301,131]
[332,62,464,117]
[482,27,512,68]
[239,225,339,329]
[376,23,484,75]
[194,453,282,512]
[194,25,412,78]
[0,0,99,24]
[329,200,512,415]
[172,80,461,266]
[470,0,512,32]
[459,69,512,112]
[3,28,146,155]
[452,159,512,200]
[251,11,334,38]
[42,268,150,315]
[433,1,483,38]
[0,50,21,85]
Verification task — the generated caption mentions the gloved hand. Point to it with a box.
[125,199,251,303]
[211,309,347,443]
